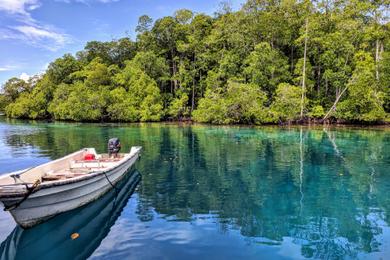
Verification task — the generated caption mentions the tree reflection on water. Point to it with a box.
[1,119,389,259]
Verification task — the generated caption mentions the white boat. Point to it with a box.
[0,169,141,260]
[0,146,142,229]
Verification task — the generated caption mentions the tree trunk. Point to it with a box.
[191,82,195,112]
[191,54,196,112]
[290,45,294,73]
[173,60,178,91]
[200,70,203,97]
[323,49,354,121]
[375,39,379,81]
[325,78,328,95]
[300,18,308,119]
[171,49,178,94]
[317,64,321,95]
[323,85,348,120]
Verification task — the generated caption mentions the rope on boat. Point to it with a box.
[10,167,35,184]
[103,172,118,192]
[4,179,41,211]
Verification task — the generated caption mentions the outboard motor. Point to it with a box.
[108,138,121,158]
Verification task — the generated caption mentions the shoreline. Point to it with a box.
[1,115,389,129]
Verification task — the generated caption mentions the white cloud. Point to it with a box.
[97,0,119,2]
[0,25,71,51]
[15,25,69,49]
[19,72,30,81]
[0,0,40,15]
[0,0,118,16]
[0,65,18,71]
[0,0,119,50]
[56,0,119,3]
[0,0,71,51]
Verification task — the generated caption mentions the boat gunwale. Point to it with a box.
[0,146,142,199]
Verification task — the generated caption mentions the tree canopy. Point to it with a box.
[1,0,389,123]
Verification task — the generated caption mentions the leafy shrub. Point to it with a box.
[308,105,325,119]
[193,81,268,124]
[270,83,304,121]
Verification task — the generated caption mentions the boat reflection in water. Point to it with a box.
[0,169,141,260]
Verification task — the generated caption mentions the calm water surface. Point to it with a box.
[0,117,389,259]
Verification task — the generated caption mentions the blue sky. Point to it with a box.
[0,0,245,85]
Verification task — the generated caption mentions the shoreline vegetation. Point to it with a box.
[1,115,389,129]
[0,1,389,125]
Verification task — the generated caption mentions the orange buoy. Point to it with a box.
[71,233,80,240]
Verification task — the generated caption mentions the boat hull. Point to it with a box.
[0,170,141,260]
[1,150,140,228]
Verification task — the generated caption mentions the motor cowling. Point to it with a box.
[108,138,121,156]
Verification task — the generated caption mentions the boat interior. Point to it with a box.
[0,148,127,186]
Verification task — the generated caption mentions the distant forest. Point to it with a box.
[0,0,389,124]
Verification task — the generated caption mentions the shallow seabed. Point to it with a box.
[0,117,389,259]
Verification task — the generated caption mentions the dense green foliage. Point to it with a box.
[1,0,389,123]
[193,81,269,124]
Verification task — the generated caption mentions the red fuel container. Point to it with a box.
[84,153,96,161]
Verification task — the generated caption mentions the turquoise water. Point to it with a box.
[0,117,389,259]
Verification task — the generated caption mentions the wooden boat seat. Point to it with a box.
[71,163,102,169]
[42,169,89,182]
[70,159,119,170]
[71,166,107,172]
[42,175,66,181]
[42,172,89,181]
